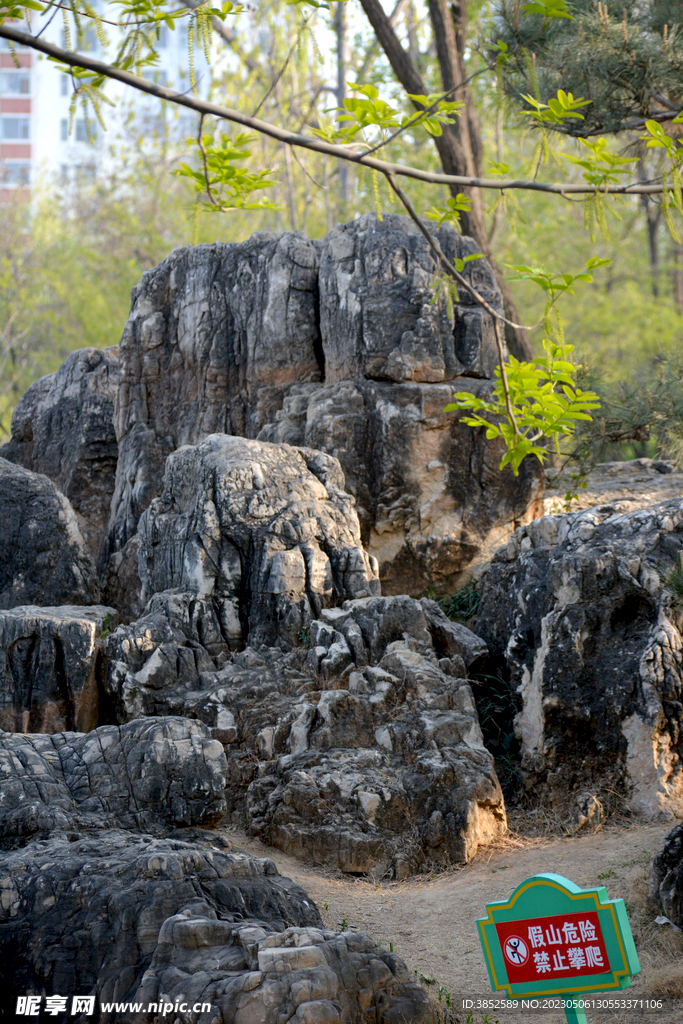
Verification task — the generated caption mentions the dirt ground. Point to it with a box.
[221,818,683,1024]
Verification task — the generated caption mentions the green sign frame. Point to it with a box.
[477,873,640,1023]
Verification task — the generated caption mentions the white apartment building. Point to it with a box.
[1,10,209,201]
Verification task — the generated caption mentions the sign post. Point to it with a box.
[477,873,640,1023]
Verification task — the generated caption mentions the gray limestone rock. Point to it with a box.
[0,604,117,733]
[0,347,119,560]
[99,220,542,600]
[319,213,502,383]
[104,593,505,875]
[0,716,227,847]
[0,458,100,609]
[259,378,544,595]
[0,830,431,1024]
[105,234,323,563]
[137,434,380,648]
[474,500,683,820]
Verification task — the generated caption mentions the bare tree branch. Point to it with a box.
[0,22,673,196]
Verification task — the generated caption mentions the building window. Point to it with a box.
[1,162,30,185]
[61,74,69,97]
[157,24,168,48]
[1,117,30,140]
[60,119,98,143]
[75,118,97,142]
[0,72,31,95]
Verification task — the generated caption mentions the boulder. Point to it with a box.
[0,716,227,847]
[0,604,117,733]
[649,821,683,927]
[137,434,380,648]
[105,594,506,875]
[0,831,431,1024]
[104,234,323,563]
[0,347,119,559]
[0,458,100,609]
[474,500,683,820]
[260,378,543,594]
[319,212,502,383]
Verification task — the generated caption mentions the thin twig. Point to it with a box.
[384,171,535,331]
[252,18,306,119]
[492,318,520,437]
[361,67,489,158]
[385,171,524,437]
[196,112,219,207]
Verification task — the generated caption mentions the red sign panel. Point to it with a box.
[495,911,610,984]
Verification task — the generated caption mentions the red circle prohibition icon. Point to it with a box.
[503,935,529,966]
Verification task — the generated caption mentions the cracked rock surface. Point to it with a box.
[0,604,117,734]
[475,499,683,821]
[0,346,119,560]
[105,594,505,875]
[0,831,432,1024]
[0,716,227,847]
[0,458,100,609]
[104,233,323,567]
[137,434,380,649]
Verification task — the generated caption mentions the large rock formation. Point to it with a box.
[0,347,119,559]
[0,831,431,1024]
[0,604,116,733]
[101,216,542,599]
[0,458,100,609]
[475,500,683,821]
[105,594,505,876]
[0,717,227,847]
[137,434,380,649]
[104,233,323,566]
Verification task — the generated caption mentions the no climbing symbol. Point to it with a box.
[503,935,529,966]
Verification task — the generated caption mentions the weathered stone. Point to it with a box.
[99,219,542,599]
[101,533,143,623]
[259,378,544,595]
[0,604,117,733]
[137,434,380,648]
[249,743,504,878]
[0,458,100,609]
[0,831,431,1024]
[0,716,227,847]
[649,821,683,926]
[319,213,502,383]
[475,500,683,820]
[105,593,505,875]
[105,234,323,563]
[0,347,119,560]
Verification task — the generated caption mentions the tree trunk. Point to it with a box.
[358,0,533,360]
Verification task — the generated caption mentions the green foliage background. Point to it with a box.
[3,0,683,448]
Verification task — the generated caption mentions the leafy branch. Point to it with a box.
[0,21,678,197]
